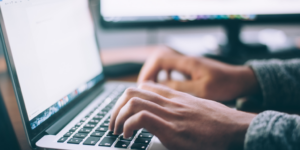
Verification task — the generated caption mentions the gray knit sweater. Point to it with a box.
[244,59,300,150]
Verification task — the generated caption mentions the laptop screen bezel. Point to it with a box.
[0,0,105,147]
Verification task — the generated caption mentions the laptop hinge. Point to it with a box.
[45,85,104,135]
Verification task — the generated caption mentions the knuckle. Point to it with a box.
[175,124,188,135]
[137,110,150,122]
[155,50,167,57]
[127,97,142,108]
[153,57,163,67]
[186,56,199,67]
[138,82,149,90]
[151,53,163,63]
[124,87,138,97]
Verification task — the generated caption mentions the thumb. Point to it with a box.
[159,80,196,95]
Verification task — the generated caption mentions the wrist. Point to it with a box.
[235,66,260,97]
[229,111,256,149]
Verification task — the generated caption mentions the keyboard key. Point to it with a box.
[83,137,100,145]
[73,133,88,138]
[133,130,139,136]
[75,122,84,127]
[99,137,117,147]
[141,129,149,133]
[102,108,111,112]
[135,138,151,144]
[106,131,119,137]
[93,115,104,120]
[96,127,108,132]
[80,118,87,122]
[89,119,100,124]
[98,112,107,115]
[131,143,148,150]
[125,130,138,138]
[120,135,133,141]
[105,118,111,122]
[84,124,96,128]
[100,122,109,127]
[89,111,94,115]
[115,140,130,148]
[69,127,79,132]
[78,128,92,133]
[90,131,105,137]
[138,133,153,138]
[57,137,68,143]
[101,110,109,113]
[67,138,83,144]
[106,104,114,108]
[63,132,73,137]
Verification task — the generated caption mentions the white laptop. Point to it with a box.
[0,0,167,149]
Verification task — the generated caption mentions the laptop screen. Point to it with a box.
[0,0,103,130]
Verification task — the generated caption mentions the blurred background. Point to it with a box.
[1,0,300,61]
[87,24,300,53]
[0,24,300,55]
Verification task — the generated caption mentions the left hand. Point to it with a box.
[138,49,259,102]
[109,82,256,150]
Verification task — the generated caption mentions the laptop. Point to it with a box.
[0,0,167,149]
[0,91,20,150]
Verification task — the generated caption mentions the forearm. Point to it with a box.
[246,59,300,109]
[244,111,300,150]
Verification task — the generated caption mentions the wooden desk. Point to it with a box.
[0,46,161,150]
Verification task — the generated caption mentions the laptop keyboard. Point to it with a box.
[57,85,153,150]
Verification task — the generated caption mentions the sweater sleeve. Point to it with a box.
[246,59,300,109]
[244,111,300,150]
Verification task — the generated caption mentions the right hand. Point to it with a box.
[109,82,256,150]
[138,48,259,102]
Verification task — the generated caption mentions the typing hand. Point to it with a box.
[109,82,256,150]
[138,49,259,102]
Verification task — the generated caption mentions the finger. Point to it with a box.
[114,97,173,134]
[160,80,197,96]
[109,87,169,131]
[138,82,177,99]
[123,110,172,140]
[138,54,163,83]
[138,53,195,83]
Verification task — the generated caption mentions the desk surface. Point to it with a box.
[0,46,162,150]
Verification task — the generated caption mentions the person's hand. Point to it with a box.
[138,49,260,102]
[109,82,256,150]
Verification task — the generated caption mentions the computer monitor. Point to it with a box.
[99,0,300,27]
[99,0,300,58]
